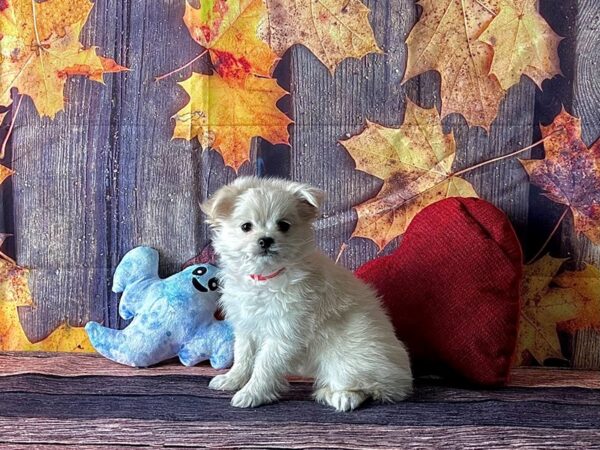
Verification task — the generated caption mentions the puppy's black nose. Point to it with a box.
[258,237,274,249]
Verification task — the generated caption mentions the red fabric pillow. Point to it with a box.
[356,197,522,386]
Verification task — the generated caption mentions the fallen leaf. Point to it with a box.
[340,100,478,250]
[183,0,278,78]
[479,0,562,90]
[515,255,574,366]
[520,109,600,244]
[261,0,381,72]
[403,0,505,129]
[172,72,291,171]
[553,264,600,333]
[0,0,127,117]
[515,257,600,366]
[0,259,94,352]
[0,164,13,184]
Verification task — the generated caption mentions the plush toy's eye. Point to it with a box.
[277,221,291,233]
[208,278,219,291]
[241,222,252,232]
[193,266,207,276]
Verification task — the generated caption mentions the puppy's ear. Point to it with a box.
[291,183,324,220]
[201,185,240,226]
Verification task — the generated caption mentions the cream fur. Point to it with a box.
[202,176,412,411]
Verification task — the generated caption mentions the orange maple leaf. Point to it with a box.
[479,0,562,90]
[260,0,381,72]
[515,256,600,366]
[0,259,94,352]
[0,163,14,184]
[340,100,478,250]
[520,109,600,244]
[0,0,127,118]
[403,0,505,129]
[172,72,291,171]
[183,0,278,78]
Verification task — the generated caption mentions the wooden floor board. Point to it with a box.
[0,354,599,448]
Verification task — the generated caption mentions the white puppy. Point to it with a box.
[202,176,412,411]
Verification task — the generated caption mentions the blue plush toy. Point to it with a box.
[85,246,234,369]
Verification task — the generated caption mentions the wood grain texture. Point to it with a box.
[8,0,256,342]
[568,0,600,369]
[1,353,599,388]
[11,1,122,342]
[0,354,598,448]
[288,0,415,268]
[1,419,600,449]
[3,374,600,406]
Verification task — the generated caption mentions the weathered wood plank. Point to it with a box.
[10,0,123,341]
[2,419,600,450]
[2,374,599,407]
[2,390,600,429]
[568,0,600,369]
[287,0,415,269]
[2,353,599,388]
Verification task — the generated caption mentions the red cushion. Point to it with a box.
[356,197,522,386]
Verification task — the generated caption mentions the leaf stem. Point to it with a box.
[452,129,563,178]
[154,50,208,82]
[335,242,348,264]
[526,206,569,265]
[0,95,23,160]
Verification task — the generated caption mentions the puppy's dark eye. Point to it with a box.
[208,278,219,291]
[241,222,252,232]
[277,221,291,233]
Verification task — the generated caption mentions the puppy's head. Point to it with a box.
[201,177,323,272]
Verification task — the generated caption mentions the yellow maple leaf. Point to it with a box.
[0,0,126,118]
[479,0,562,90]
[0,164,14,184]
[260,0,381,72]
[183,0,278,78]
[340,100,478,250]
[403,0,505,129]
[172,72,291,171]
[0,259,94,352]
[553,264,600,333]
[515,255,573,366]
[515,256,600,366]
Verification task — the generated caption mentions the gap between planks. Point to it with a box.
[0,352,599,389]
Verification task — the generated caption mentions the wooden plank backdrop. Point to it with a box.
[1,0,599,367]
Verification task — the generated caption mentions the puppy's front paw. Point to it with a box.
[230,387,277,408]
[208,374,246,391]
[328,390,368,412]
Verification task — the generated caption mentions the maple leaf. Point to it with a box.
[340,100,478,250]
[183,0,278,78]
[172,72,291,171]
[0,259,94,352]
[260,0,381,72]
[515,255,573,366]
[515,257,600,366]
[553,264,600,334]
[0,0,126,118]
[520,109,600,244]
[479,0,562,90]
[403,0,505,129]
[0,163,14,185]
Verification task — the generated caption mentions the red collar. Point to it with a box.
[249,267,286,282]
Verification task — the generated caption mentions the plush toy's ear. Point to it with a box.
[289,182,324,221]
